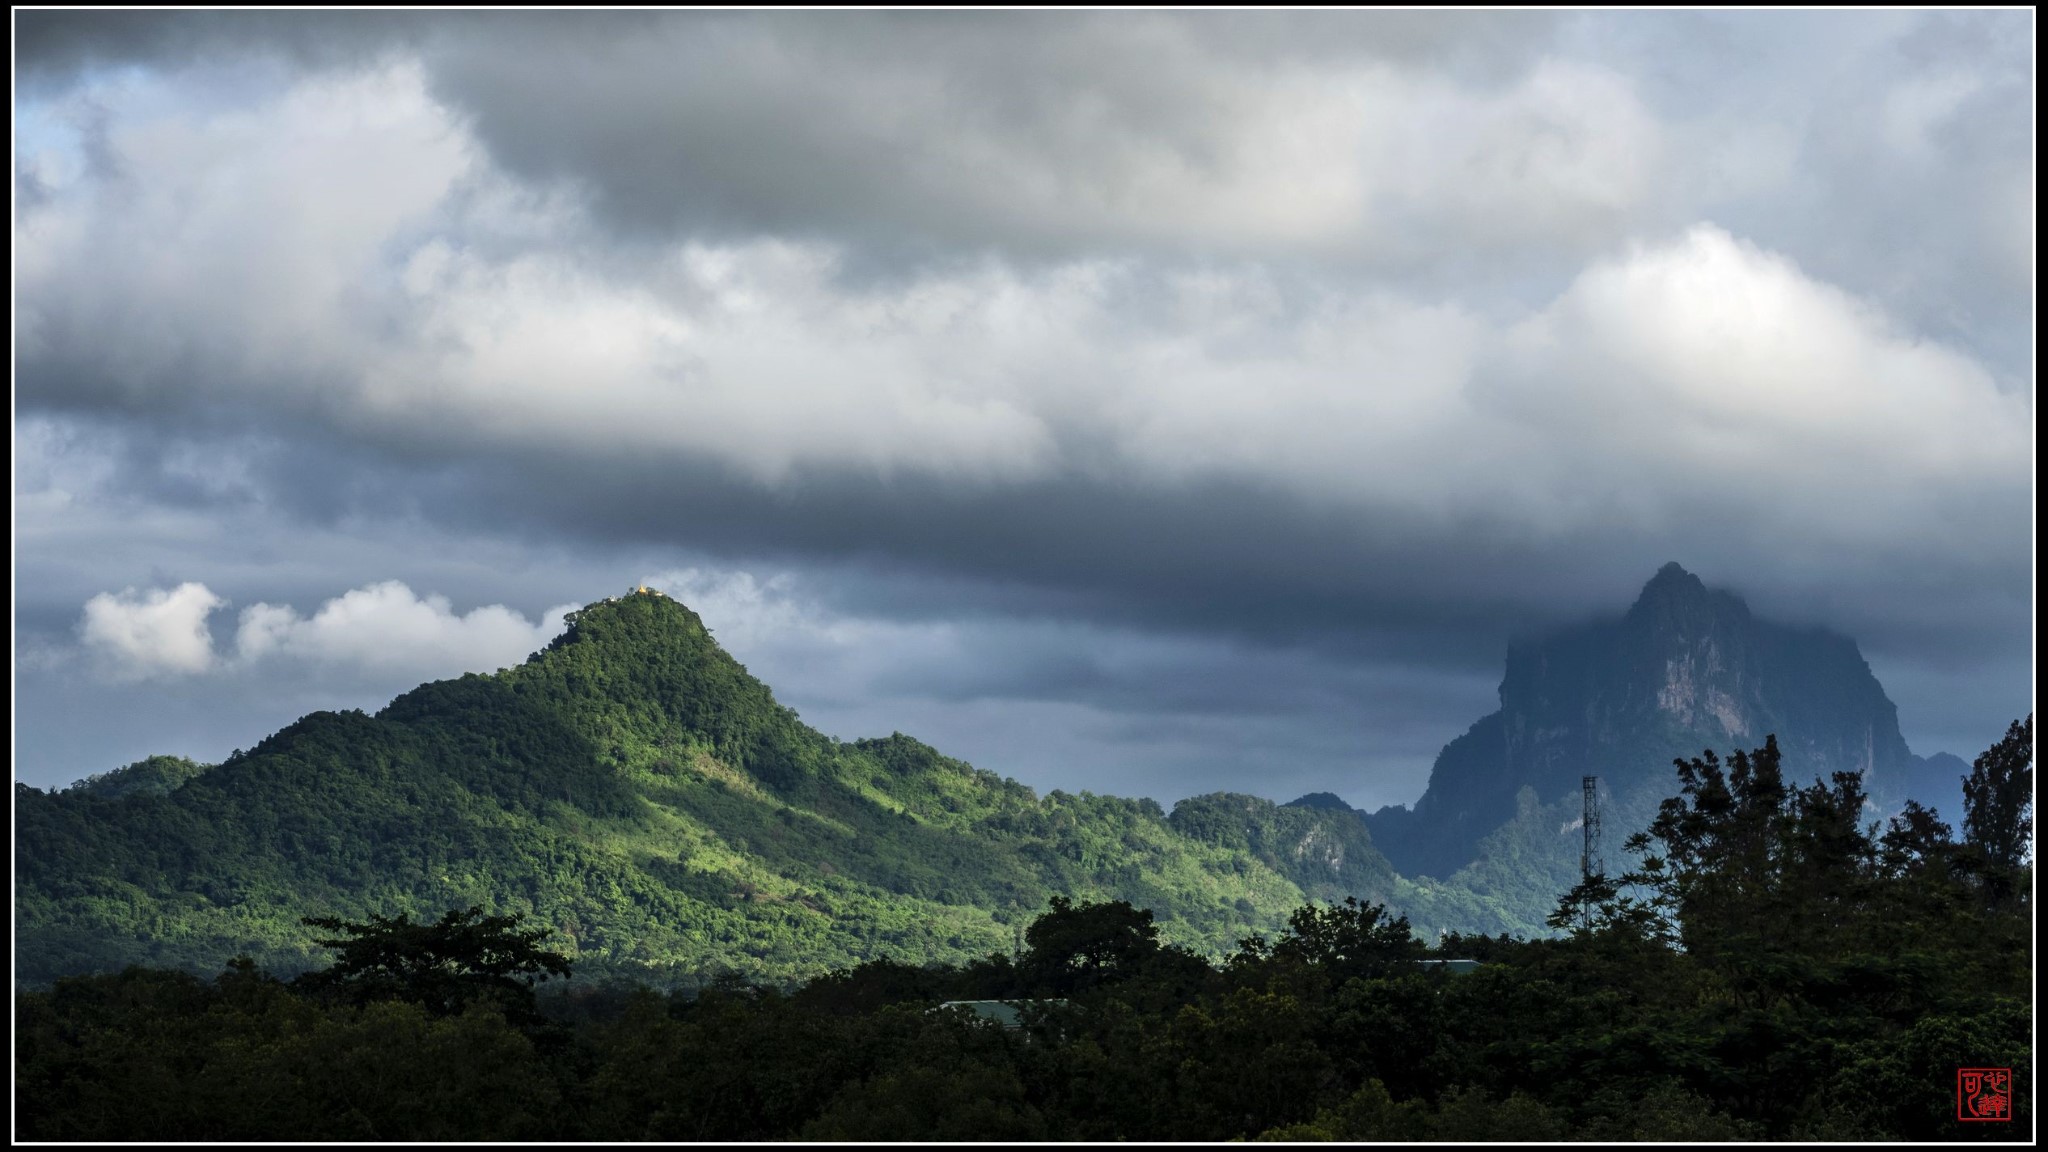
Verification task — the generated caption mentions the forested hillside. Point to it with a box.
[18,590,1412,986]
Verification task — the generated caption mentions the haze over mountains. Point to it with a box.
[1358,563,1967,885]
[17,566,1974,985]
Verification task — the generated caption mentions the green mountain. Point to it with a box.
[17,589,1415,988]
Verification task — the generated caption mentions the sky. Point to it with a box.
[12,11,2035,809]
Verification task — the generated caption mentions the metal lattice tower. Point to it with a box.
[1581,775,1603,880]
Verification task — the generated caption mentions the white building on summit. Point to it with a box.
[601,585,667,604]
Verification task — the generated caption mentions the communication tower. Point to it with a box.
[1581,775,1603,881]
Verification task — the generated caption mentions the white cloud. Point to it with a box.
[232,581,577,678]
[74,579,576,684]
[79,582,225,678]
[1490,224,2031,541]
[348,218,2030,543]
[14,59,469,413]
[641,567,960,703]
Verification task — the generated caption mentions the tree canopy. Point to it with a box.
[1961,713,2033,902]
[292,905,571,1022]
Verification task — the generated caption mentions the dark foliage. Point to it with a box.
[1961,714,2033,904]
[292,905,571,1030]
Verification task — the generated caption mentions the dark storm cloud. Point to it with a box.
[415,11,1568,253]
[14,409,1511,806]
[13,10,433,95]
[23,405,2031,713]
[12,10,1555,84]
[16,10,1624,269]
[13,399,2029,805]
[17,10,2027,315]
[19,404,1626,666]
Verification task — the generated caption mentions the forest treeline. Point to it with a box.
[16,721,2031,1142]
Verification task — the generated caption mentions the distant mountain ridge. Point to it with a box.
[1360,563,1962,889]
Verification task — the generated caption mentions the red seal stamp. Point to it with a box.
[1957,1067,2012,1122]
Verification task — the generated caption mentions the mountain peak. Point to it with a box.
[1636,560,1704,601]
[1377,559,1913,886]
[1624,561,1748,629]
[549,585,708,648]
[1284,792,1356,814]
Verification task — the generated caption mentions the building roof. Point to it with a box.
[932,999,1067,1028]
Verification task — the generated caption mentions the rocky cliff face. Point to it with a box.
[1367,563,1921,880]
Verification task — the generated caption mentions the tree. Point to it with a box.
[293,905,572,1026]
[1961,714,2033,904]
[1019,896,1160,994]
[1546,871,1619,936]
[1616,736,1790,964]
[1267,896,1422,983]
[1612,735,1887,979]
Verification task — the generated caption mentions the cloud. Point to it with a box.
[15,59,470,421]
[13,13,1626,263]
[79,582,225,678]
[1488,224,2031,545]
[1617,9,2037,380]
[420,19,1662,265]
[233,581,577,678]
[12,11,421,92]
[14,24,2025,536]
[20,79,2026,664]
[73,580,575,685]
[20,81,2024,533]
[22,154,2030,689]
[637,564,1497,806]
